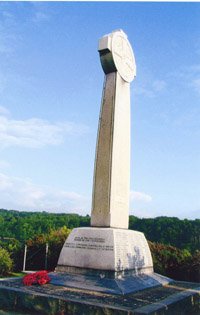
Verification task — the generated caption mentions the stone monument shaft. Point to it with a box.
[91,30,136,229]
[91,72,131,228]
[56,30,154,279]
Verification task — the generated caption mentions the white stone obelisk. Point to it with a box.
[56,30,153,276]
[91,30,136,229]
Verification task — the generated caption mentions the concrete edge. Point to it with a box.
[0,284,132,314]
[133,285,200,314]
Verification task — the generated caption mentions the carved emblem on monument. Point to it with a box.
[112,31,136,82]
[98,29,136,82]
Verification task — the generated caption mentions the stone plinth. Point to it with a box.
[56,227,153,275]
[0,277,199,314]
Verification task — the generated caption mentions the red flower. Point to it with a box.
[23,270,50,286]
[38,278,47,285]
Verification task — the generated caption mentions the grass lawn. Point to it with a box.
[0,272,25,279]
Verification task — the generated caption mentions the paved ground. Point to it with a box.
[0,276,199,314]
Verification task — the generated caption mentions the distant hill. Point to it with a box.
[0,208,199,252]
[129,215,200,253]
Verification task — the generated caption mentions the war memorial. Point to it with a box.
[0,30,199,315]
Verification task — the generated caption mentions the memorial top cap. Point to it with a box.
[98,29,136,83]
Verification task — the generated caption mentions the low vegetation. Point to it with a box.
[149,242,200,282]
[0,209,199,281]
[0,247,13,276]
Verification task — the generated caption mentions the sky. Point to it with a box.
[0,2,200,219]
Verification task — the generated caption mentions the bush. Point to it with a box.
[0,238,24,272]
[25,226,71,271]
[0,247,13,276]
[182,250,200,282]
[149,241,200,282]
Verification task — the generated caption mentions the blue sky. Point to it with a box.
[0,2,200,219]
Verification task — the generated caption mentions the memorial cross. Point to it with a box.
[91,30,136,229]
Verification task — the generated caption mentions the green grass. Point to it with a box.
[0,272,25,278]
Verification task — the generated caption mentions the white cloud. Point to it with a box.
[0,160,10,170]
[152,80,166,92]
[130,190,152,203]
[32,11,50,24]
[135,79,167,98]
[169,64,200,97]
[187,64,200,73]
[135,86,154,98]
[0,10,17,57]
[0,28,13,55]
[29,2,51,24]
[0,73,7,94]
[191,78,200,96]
[0,113,88,149]
[0,105,9,115]
[0,173,13,190]
[0,172,89,213]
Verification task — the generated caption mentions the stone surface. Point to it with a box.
[0,277,199,314]
[91,30,136,229]
[91,72,131,228]
[56,227,153,273]
[50,272,171,295]
[98,29,136,82]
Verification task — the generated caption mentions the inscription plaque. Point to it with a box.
[57,228,153,272]
[65,235,113,251]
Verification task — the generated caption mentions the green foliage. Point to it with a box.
[0,209,199,253]
[0,209,199,282]
[182,250,200,282]
[0,247,13,276]
[149,242,200,282]
[0,238,23,272]
[129,215,200,253]
[0,209,90,242]
[25,226,71,271]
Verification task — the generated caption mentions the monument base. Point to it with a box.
[0,277,199,315]
[54,227,171,295]
[56,227,153,274]
[50,271,172,295]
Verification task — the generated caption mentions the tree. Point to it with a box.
[26,226,71,271]
[0,247,13,276]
